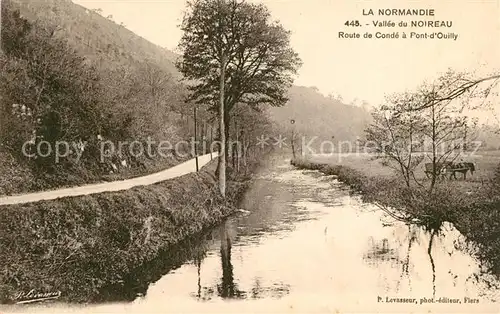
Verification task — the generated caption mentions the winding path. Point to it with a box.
[0,153,217,206]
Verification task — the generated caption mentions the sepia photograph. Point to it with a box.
[0,0,499,313]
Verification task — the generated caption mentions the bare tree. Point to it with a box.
[364,70,482,224]
[413,70,500,111]
[371,71,485,189]
[136,61,173,110]
[420,98,467,190]
[365,92,425,188]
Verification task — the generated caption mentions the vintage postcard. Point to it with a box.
[0,0,499,313]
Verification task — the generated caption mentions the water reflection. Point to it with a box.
[193,220,291,301]
[80,159,500,309]
[216,221,243,299]
[96,230,213,303]
[363,237,400,264]
[98,212,294,304]
[6,157,498,313]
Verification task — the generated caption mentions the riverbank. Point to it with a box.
[0,158,256,304]
[291,157,500,278]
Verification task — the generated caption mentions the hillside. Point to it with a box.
[0,0,192,195]
[268,86,372,144]
[11,0,371,144]
[13,0,179,75]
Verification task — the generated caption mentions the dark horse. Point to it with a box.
[450,162,476,180]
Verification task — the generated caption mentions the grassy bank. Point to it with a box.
[0,159,252,304]
[0,151,193,196]
[291,154,500,277]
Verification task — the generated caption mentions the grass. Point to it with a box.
[0,0,197,197]
[292,151,500,277]
[0,150,192,196]
[0,158,254,304]
[309,150,500,182]
[307,150,500,198]
[0,143,266,304]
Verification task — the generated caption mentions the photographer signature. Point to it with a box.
[13,290,61,304]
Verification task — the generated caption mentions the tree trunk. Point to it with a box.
[243,137,250,175]
[224,111,231,163]
[219,221,234,297]
[218,53,227,198]
[463,124,468,152]
[232,146,236,169]
[0,0,3,55]
[202,121,207,154]
[430,104,437,192]
[210,124,214,160]
[236,126,241,173]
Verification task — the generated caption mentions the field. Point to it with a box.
[307,150,500,185]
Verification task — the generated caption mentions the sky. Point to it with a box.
[74,0,500,119]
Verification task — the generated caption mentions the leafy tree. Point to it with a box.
[177,0,301,197]
[136,61,175,110]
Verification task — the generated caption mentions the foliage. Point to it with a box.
[177,0,301,111]
[0,141,271,303]
[12,0,179,73]
[176,0,301,197]
[268,86,372,145]
[0,1,199,193]
[365,92,426,187]
[0,4,116,171]
[176,0,302,172]
[101,60,188,143]
[412,70,500,112]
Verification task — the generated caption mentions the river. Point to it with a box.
[7,155,500,313]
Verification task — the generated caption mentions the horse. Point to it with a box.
[448,162,476,180]
[425,161,476,180]
[463,162,476,176]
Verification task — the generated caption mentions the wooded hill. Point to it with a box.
[268,86,372,145]
[13,0,371,143]
[14,0,179,74]
[0,0,372,194]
